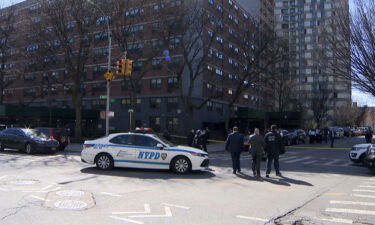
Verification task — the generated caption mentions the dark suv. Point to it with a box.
[36,127,70,151]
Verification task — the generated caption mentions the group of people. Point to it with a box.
[187,128,210,152]
[308,128,336,147]
[225,125,285,178]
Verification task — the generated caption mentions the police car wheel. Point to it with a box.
[95,153,114,170]
[171,156,191,174]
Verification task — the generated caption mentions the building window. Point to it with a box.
[214,103,223,115]
[167,97,178,112]
[149,117,161,132]
[150,78,162,89]
[207,101,213,111]
[166,117,179,133]
[121,99,131,108]
[150,97,161,109]
[151,58,162,70]
[167,77,178,89]
[136,98,142,112]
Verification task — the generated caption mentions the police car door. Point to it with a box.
[108,134,137,167]
[133,135,169,169]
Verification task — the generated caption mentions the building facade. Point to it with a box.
[274,0,351,122]
[0,0,271,136]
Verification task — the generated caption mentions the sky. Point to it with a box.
[2,0,375,106]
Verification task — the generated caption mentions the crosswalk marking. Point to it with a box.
[353,189,375,193]
[326,208,375,216]
[322,159,342,166]
[330,200,375,207]
[353,194,375,199]
[279,156,299,161]
[316,217,353,224]
[359,185,375,188]
[284,156,312,163]
[302,160,319,165]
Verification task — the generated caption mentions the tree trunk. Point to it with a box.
[74,97,83,142]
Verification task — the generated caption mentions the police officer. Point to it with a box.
[265,124,285,177]
[225,126,243,174]
[249,128,265,178]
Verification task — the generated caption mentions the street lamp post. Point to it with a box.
[128,109,134,131]
[87,0,112,136]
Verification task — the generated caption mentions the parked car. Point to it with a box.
[280,130,292,146]
[365,144,375,173]
[289,129,307,144]
[349,143,372,164]
[0,124,7,131]
[0,128,59,154]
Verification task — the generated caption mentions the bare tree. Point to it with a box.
[0,5,17,104]
[333,103,361,126]
[41,0,97,140]
[326,0,374,97]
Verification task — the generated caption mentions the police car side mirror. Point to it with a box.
[156,143,164,149]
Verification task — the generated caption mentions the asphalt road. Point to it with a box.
[0,136,374,225]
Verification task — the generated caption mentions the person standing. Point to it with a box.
[365,128,373,143]
[192,130,203,149]
[264,124,285,177]
[187,129,195,147]
[201,128,209,152]
[249,128,265,178]
[225,126,244,174]
[329,128,335,148]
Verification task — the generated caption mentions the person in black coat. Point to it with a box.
[225,126,244,174]
[187,129,195,147]
[264,124,285,177]
[201,128,209,152]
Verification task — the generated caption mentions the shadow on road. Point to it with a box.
[80,167,216,180]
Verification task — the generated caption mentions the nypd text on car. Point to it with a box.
[81,133,209,173]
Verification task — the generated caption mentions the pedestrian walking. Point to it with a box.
[329,129,335,148]
[308,129,316,144]
[264,124,285,178]
[323,127,329,143]
[187,129,195,147]
[249,128,265,178]
[225,126,244,174]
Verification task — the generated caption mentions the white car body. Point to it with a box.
[81,133,209,172]
[349,143,371,163]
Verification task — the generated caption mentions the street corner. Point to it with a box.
[44,189,95,211]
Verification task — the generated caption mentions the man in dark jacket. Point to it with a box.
[264,124,284,177]
[249,128,265,178]
[225,126,243,174]
[187,129,195,147]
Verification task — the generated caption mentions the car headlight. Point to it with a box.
[190,152,207,157]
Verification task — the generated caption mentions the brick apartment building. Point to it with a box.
[0,0,274,136]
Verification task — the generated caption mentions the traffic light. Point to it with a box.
[104,70,114,81]
[116,59,125,75]
[125,59,133,76]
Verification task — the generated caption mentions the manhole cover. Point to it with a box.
[56,190,85,197]
[7,179,39,185]
[54,200,87,210]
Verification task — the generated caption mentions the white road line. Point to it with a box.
[112,204,151,214]
[29,195,50,202]
[353,189,375,193]
[236,215,268,222]
[302,160,319,165]
[279,156,299,161]
[0,175,7,180]
[162,203,190,210]
[41,185,54,190]
[109,216,144,225]
[100,192,122,197]
[353,194,375,199]
[366,178,375,181]
[128,207,172,218]
[322,159,343,166]
[364,182,375,185]
[284,156,312,163]
[359,185,375,188]
[0,187,9,191]
[316,217,352,224]
[22,190,48,193]
[326,208,375,216]
[330,200,375,207]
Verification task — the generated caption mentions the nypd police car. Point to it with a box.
[349,143,372,164]
[81,133,209,174]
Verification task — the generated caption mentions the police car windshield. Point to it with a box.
[152,135,176,147]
